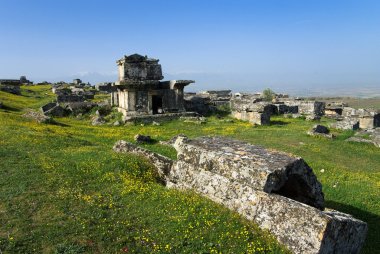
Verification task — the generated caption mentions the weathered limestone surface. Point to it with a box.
[169,136,366,253]
[113,136,367,254]
[171,136,324,209]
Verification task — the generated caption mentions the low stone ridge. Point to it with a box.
[113,136,367,253]
[113,140,172,181]
[123,112,198,124]
[346,129,380,148]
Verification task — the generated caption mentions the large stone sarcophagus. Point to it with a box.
[113,136,367,254]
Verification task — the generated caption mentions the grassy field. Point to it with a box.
[0,86,379,253]
[310,96,380,109]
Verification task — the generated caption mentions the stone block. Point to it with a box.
[172,136,324,209]
[168,136,367,254]
[332,118,360,130]
[232,111,270,125]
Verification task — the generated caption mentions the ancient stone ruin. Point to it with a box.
[111,54,195,122]
[113,136,367,254]
[230,94,272,125]
[0,75,32,94]
[325,102,380,131]
[184,90,232,115]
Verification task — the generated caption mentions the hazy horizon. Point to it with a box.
[1,0,379,97]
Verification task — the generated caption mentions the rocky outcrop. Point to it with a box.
[113,136,367,254]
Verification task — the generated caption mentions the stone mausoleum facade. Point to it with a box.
[112,54,194,118]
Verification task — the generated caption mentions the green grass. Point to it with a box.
[0,86,288,253]
[1,86,379,253]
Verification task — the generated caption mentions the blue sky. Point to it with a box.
[1,0,379,95]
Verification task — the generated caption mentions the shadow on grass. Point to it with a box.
[325,200,379,253]
[0,104,21,112]
[49,119,70,127]
[270,120,289,126]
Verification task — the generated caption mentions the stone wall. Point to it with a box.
[113,136,367,253]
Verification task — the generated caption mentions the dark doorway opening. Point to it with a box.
[152,95,163,114]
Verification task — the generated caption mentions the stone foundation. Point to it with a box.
[122,111,198,124]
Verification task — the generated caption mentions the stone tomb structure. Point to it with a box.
[112,54,194,120]
[230,93,272,125]
[114,136,367,254]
